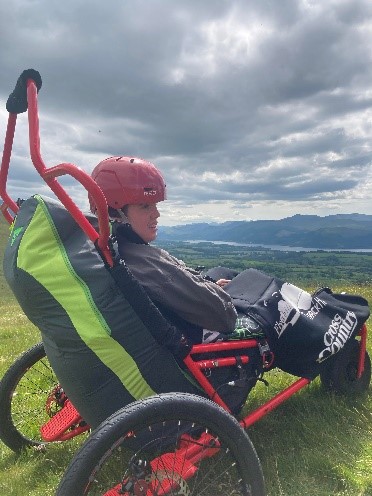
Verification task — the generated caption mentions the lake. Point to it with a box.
[186,240,372,253]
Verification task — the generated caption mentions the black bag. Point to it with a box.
[224,268,370,378]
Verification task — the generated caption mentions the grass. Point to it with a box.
[0,216,371,495]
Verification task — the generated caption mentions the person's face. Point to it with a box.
[126,203,160,243]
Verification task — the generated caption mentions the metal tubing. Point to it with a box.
[0,113,19,219]
[240,377,311,429]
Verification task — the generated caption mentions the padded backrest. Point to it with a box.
[3,195,200,427]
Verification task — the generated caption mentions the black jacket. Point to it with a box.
[115,224,237,336]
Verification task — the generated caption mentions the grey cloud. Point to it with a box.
[1,0,372,223]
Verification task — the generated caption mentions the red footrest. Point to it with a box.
[40,399,88,442]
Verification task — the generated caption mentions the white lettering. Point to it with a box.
[317,312,358,363]
[303,297,327,320]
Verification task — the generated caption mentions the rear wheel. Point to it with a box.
[57,392,266,496]
[0,342,60,451]
[320,339,371,395]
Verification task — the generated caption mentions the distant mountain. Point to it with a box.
[157,214,372,249]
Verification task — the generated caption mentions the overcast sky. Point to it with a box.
[1,0,372,226]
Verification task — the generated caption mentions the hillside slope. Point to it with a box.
[158,214,372,249]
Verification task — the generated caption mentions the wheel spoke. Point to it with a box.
[57,394,264,496]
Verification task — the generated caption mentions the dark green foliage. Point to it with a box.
[156,240,372,287]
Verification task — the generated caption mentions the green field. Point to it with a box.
[0,216,371,495]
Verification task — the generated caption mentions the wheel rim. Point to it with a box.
[10,355,58,445]
[84,419,253,495]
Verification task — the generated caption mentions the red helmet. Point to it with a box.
[89,156,166,213]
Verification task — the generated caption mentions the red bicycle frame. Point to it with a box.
[0,75,112,265]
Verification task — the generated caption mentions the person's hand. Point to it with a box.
[216,278,231,287]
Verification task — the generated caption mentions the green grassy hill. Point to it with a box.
[0,215,10,250]
[0,213,371,496]
[0,216,13,301]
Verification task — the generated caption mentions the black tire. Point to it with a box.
[0,342,59,451]
[320,339,371,395]
[57,392,266,496]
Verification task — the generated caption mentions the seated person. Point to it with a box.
[89,156,238,343]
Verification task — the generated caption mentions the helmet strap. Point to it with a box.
[107,206,130,224]
[117,207,130,225]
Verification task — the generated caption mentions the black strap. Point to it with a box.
[108,259,191,359]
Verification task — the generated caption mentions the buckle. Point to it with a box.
[258,339,275,369]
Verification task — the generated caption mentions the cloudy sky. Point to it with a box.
[1,0,372,226]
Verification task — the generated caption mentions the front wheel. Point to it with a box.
[57,392,266,496]
[320,339,371,395]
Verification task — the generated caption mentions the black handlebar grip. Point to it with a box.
[6,69,42,114]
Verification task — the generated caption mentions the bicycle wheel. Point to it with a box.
[57,392,266,496]
[0,342,59,451]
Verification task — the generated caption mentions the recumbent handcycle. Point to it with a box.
[0,70,370,496]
